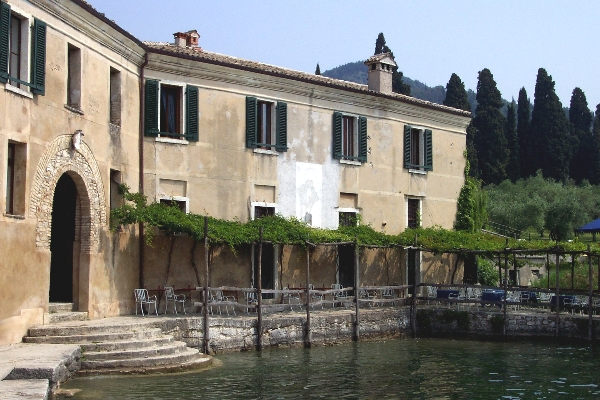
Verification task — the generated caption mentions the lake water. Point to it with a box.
[59,338,599,399]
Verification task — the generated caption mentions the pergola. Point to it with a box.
[576,218,600,241]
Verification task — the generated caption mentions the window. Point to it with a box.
[246,96,287,152]
[5,141,26,215]
[0,3,46,95]
[159,197,188,213]
[254,206,275,219]
[333,112,367,162]
[67,44,81,109]
[144,79,198,141]
[109,169,121,211]
[403,125,432,171]
[339,211,358,227]
[407,198,420,229]
[109,68,121,126]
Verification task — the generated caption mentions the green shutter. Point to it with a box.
[185,85,199,141]
[358,116,367,162]
[332,111,342,159]
[0,1,10,84]
[403,125,411,168]
[275,101,287,152]
[424,129,433,171]
[144,79,159,137]
[30,18,46,95]
[246,96,257,148]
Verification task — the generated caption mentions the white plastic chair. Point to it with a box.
[134,289,158,316]
[309,284,324,309]
[282,287,302,311]
[164,286,186,314]
[331,284,347,307]
[245,291,258,313]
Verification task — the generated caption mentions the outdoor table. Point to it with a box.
[550,295,576,311]
[520,291,538,304]
[436,289,459,299]
[481,289,504,305]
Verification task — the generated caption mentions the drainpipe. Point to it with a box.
[138,52,149,288]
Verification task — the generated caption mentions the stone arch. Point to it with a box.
[30,135,106,253]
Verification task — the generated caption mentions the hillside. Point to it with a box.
[322,61,477,113]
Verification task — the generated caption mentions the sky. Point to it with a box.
[89,0,600,111]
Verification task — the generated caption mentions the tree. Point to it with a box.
[454,160,487,232]
[373,32,410,95]
[517,88,533,177]
[593,104,600,183]
[443,73,470,112]
[505,100,519,181]
[472,68,507,184]
[315,63,321,75]
[529,68,570,181]
[569,88,593,182]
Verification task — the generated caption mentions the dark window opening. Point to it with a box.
[109,169,122,211]
[9,15,21,86]
[160,198,187,213]
[342,116,355,158]
[254,244,274,298]
[338,244,355,288]
[6,143,15,214]
[257,101,273,148]
[109,68,121,126]
[254,206,275,219]
[410,129,421,166]
[407,198,420,228]
[67,44,81,108]
[160,84,182,137]
[339,211,357,227]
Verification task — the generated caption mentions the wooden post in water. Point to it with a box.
[502,250,508,338]
[555,252,560,338]
[588,246,593,341]
[257,228,263,351]
[411,251,418,338]
[353,242,360,341]
[305,243,312,348]
[202,217,210,354]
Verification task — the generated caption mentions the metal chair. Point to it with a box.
[245,291,258,313]
[309,284,324,309]
[164,286,186,314]
[134,289,158,316]
[380,287,395,306]
[331,284,347,307]
[210,289,236,316]
[359,288,375,306]
[282,287,302,311]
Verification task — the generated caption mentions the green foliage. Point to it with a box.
[477,257,499,286]
[374,32,391,55]
[531,259,598,291]
[314,63,321,75]
[505,100,520,181]
[443,73,471,112]
[440,310,470,330]
[455,160,488,233]
[569,88,594,183]
[517,87,532,178]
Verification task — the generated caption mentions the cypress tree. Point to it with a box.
[591,104,600,184]
[315,63,321,75]
[466,123,480,178]
[530,68,570,181]
[505,100,519,181]
[374,32,390,55]
[569,88,593,182]
[472,68,507,184]
[517,88,532,177]
[443,73,471,112]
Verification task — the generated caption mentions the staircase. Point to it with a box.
[24,309,211,375]
[46,302,88,324]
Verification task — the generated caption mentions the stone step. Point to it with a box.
[83,341,188,361]
[48,303,73,313]
[46,311,88,324]
[80,347,202,370]
[28,322,157,337]
[79,336,174,352]
[23,328,164,344]
[78,353,212,376]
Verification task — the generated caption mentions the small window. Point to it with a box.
[5,141,26,215]
[67,44,82,109]
[339,211,358,227]
[407,198,420,229]
[159,84,183,137]
[342,116,357,159]
[245,97,287,152]
[160,198,188,213]
[8,14,23,87]
[403,125,432,171]
[333,112,367,162]
[109,169,122,210]
[109,68,121,126]
[254,206,275,219]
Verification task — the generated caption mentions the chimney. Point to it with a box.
[173,32,187,47]
[364,53,397,95]
[173,30,200,48]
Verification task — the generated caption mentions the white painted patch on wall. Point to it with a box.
[295,162,322,226]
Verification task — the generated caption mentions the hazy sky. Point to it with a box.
[90,0,599,111]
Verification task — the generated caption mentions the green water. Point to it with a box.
[59,338,599,399]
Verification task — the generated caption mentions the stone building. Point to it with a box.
[0,1,470,344]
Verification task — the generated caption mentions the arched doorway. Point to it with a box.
[49,173,78,303]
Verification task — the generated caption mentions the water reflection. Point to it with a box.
[60,338,600,399]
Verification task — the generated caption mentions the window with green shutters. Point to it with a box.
[245,96,287,152]
[403,125,432,171]
[144,79,199,142]
[332,111,367,162]
[0,2,46,95]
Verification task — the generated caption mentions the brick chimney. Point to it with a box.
[173,30,200,48]
[364,53,397,95]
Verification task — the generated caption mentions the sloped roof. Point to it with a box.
[576,218,600,232]
[145,42,470,118]
[364,52,397,67]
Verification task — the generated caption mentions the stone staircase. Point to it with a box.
[23,310,211,375]
[45,302,88,324]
